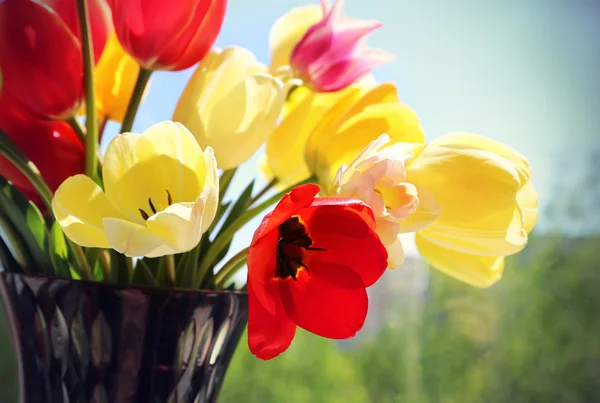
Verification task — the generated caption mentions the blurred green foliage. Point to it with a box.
[220,233,600,403]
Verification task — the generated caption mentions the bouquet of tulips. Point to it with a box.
[0,0,538,360]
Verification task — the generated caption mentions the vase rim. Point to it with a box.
[0,271,248,296]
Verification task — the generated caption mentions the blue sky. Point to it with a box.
[101,0,600,273]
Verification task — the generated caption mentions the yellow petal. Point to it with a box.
[397,185,441,233]
[416,234,505,288]
[95,33,143,123]
[198,147,219,233]
[418,204,527,256]
[103,218,172,258]
[386,236,405,269]
[431,132,532,184]
[174,47,284,170]
[407,145,521,225]
[269,5,323,71]
[517,181,538,233]
[52,174,123,248]
[103,121,208,223]
[306,84,425,183]
[146,200,205,255]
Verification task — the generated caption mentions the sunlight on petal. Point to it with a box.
[52,174,122,248]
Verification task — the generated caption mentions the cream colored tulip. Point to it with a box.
[52,121,218,258]
[173,47,285,170]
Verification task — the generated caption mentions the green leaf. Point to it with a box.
[108,250,130,284]
[132,259,157,286]
[0,179,52,274]
[48,222,73,279]
[0,236,23,274]
[212,180,255,272]
[0,214,32,273]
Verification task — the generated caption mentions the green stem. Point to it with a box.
[67,116,86,144]
[76,0,98,179]
[250,178,278,206]
[213,247,248,287]
[166,254,176,285]
[197,175,317,278]
[120,68,152,134]
[99,250,111,280]
[72,243,93,280]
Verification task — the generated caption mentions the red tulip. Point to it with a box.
[0,0,112,122]
[0,120,85,208]
[247,184,388,360]
[107,0,227,71]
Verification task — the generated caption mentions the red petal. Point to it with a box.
[310,197,377,229]
[156,0,227,71]
[247,229,279,315]
[250,184,320,246]
[43,0,113,62]
[0,120,85,208]
[248,282,296,360]
[301,202,387,287]
[279,262,368,339]
[0,0,83,120]
[108,0,198,68]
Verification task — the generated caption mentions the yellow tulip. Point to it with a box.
[261,75,376,189]
[333,134,439,268]
[304,83,426,188]
[83,33,145,124]
[269,4,322,72]
[52,121,219,257]
[173,47,285,171]
[406,132,538,287]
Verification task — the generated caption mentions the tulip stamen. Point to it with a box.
[166,189,173,205]
[148,198,157,214]
[139,209,150,220]
[275,216,326,281]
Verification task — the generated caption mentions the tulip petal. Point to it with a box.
[418,205,527,256]
[102,217,171,258]
[397,185,440,233]
[280,262,368,339]
[386,236,405,269]
[416,233,505,288]
[52,175,123,248]
[517,181,538,233]
[251,184,320,245]
[431,132,532,184]
[93,33,142,123]
[269,5,323,70]
[145,200,205,256]
[305,204,387,287]
[248,282,296,360]
[103,121,208,223]
[247,229,281,316]
[407,146,521,224]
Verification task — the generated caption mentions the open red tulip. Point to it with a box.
[0,0,111,122]
[107,0,227,71]
[247,184,388,360]
[0,120,85,209]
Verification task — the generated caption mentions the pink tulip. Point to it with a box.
[290,0,394,92]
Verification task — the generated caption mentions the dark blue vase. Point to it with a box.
[0,273,248,403]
